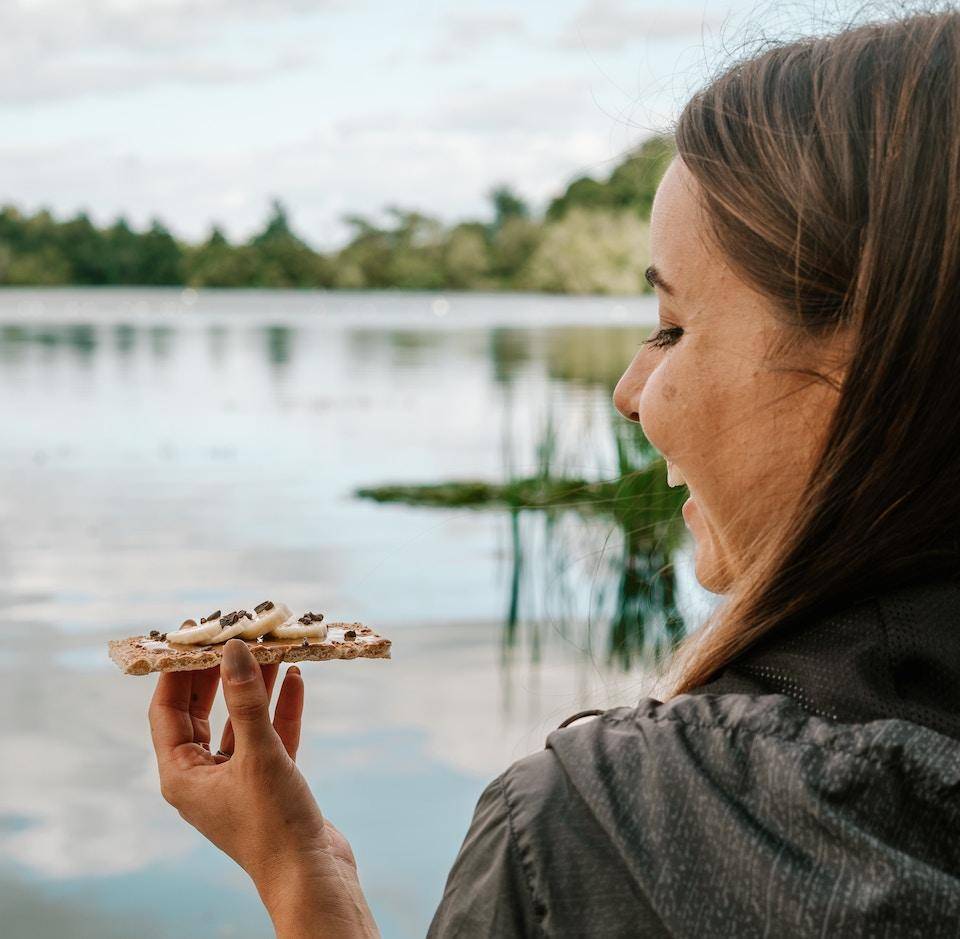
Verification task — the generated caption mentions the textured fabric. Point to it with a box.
[428,574,960,937]
[691,573,960,739]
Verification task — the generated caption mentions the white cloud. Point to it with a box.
[560,0,725,51]
[0,74,637,246]
[0,1,685,244]
[0,0,333,104]
[429,10,528,61]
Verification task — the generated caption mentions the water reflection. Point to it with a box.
[545,324,650,388]
[488,327,531,385]
[264,323,294,368]
[112,323,136,358]
[0,289,710,939]
[374,407,691,668]
[147,324,174,360]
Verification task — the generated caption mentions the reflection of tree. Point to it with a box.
[0,323,100,361]
[604,421,687,666]
[113,324,136,358]
[544,325,649,389]
[488,328,530,386]
[147,326,174,361]
[264,325,294,368]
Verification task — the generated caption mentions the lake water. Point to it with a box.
[0,289,715,938]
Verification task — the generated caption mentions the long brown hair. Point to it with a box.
[664,9,960,695]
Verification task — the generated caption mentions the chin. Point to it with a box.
[692,542,732,595]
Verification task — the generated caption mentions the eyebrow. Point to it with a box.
[644,265,676,296]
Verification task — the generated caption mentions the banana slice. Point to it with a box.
[269,620,328,641]
[209,612,250,644]
[166,618,222,646]
[242,601,292,640]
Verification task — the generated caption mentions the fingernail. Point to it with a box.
[289,666,300,676]
[224,638,255,683]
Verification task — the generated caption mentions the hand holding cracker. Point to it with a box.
[148,639,378,938]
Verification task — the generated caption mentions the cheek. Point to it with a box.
[636,354,721,477]
[637,352,743,566]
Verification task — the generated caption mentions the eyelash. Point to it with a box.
[642,326,683,349]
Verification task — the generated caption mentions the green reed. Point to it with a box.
[356,411,688,668]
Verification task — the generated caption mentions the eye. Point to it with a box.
[642,326,683,349]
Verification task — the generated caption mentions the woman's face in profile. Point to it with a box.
[614,158,849,594]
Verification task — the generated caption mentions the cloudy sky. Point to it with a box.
[2,0,865,248]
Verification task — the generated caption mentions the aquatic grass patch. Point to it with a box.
[355,414,689,668]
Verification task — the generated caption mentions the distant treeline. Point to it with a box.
[0,136,673,295]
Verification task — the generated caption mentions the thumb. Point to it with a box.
[221,639,281,754]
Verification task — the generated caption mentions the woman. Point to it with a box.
[149,10,960,937]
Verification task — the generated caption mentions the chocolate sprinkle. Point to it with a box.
[159,632,167,641]
[301,638,310,647]
[298,615,311,625]
[220,611,240,627]
[345,629,357,640]
[149,629,160,638]
[201,610,221,624]
[306,612,325,623]
[254,600,274,614]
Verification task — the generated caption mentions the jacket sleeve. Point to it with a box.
[426,774,542,937]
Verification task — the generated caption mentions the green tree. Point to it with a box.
[334,209,446,290]
[185,227,256,287]
[58,213,110,284]
[520,208,651,295]
[137,219,184,285]
[443,222,491,289]
[489,216,542,285]
[546,176,610,221]
[105,218,144,284]
[489,185,530,231]
[247,199,333,288]
[546,134,676,222]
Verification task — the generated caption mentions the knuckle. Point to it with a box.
[230,699,267,723]
[159,780,179,806]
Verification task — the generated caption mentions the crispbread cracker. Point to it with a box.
[109,622,391,675]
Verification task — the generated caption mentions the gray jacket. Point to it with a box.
[428,574,960,937]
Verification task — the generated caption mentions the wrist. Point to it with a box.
[255,852,377,939]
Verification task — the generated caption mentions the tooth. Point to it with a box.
[666,461,687,488]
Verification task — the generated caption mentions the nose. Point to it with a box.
[613,349,648,423]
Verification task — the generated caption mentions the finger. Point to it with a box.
[188,665,221,749]
[149,671,196,761]
[220,639,282,755]
[272,666,304,761]
[219,661,280,756]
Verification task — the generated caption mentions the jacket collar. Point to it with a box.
[686,573,960,740]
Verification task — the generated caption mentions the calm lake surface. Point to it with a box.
[0,289,715,938]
